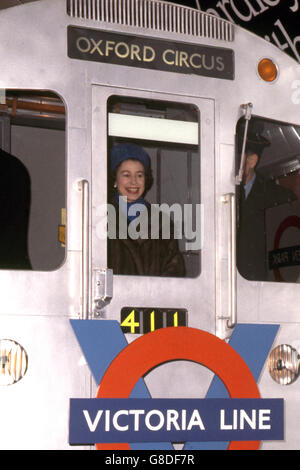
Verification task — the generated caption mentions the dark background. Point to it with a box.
[169,0,300,63]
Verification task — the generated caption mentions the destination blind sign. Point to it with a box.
[67,26,234,80]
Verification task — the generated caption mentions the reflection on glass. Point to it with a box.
[0,90,66,271]
[236,117,300,283]
[107,96,201,278]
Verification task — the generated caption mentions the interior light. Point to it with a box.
[108,113,199,145]
[0,339,28,386]
[258,58,278,82]
[268,344,300,385]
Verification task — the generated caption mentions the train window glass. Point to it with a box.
[236,116,300,283]
[107,95,200,278]
[0,89,66,271]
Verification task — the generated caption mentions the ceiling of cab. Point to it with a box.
[237,117,300,180]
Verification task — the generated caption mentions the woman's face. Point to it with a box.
[115,159,146,202]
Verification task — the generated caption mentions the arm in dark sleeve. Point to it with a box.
[161,238,186,277]
[160,219,186,277]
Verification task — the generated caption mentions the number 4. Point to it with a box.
[121,310,140,333]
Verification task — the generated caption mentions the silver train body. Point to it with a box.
[0,0,300,450]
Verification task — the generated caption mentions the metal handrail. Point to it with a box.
[78,179,90,320]
[235,103,253,185]
[222,193,237,328]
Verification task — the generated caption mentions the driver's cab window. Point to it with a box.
[0,89,66,271]
[107,96,201,278]
[236,117,300,283]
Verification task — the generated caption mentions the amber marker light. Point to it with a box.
[258,58,278,82]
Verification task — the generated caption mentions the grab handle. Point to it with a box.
[222,193,237,328]
[78,179,90,320]
[235,103,253,185]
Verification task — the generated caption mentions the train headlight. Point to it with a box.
[268,344,300,385]
[258,58,278,82]
[0,339,28,386]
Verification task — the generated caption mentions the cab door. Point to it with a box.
[91,85,215,398]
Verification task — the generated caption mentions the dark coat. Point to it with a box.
[108,201,185,277]
[237,175,296,281]
[0,149,31,270]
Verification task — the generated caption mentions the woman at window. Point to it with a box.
[107,142,185,277]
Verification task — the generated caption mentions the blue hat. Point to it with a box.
[110,143,150,172]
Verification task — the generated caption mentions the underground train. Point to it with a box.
[0,0,300,451]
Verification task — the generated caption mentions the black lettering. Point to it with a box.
[292,249,300,262]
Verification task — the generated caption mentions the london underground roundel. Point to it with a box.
[96,327,261,450]
[273,215,300,282]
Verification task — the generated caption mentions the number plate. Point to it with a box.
[120,307,187,334]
